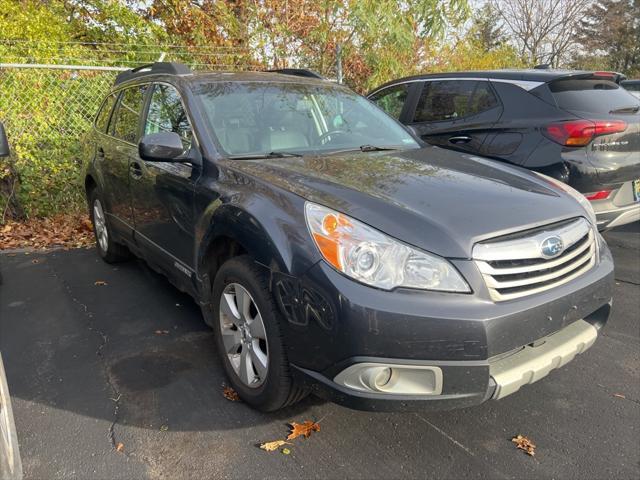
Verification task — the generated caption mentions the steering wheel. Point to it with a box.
[318,130,349,145]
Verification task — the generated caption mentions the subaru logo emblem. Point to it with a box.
[540,236,564,258]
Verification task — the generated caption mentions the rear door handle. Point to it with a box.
[129,161,143,180]
[448,136,472,144]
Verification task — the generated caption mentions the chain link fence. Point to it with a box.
[0,64,124,219]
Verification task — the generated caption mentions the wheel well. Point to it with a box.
[202,236,248,280]
[85,175,97,196]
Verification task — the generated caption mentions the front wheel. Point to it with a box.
[211,255,307,411]
[88,188,129,263]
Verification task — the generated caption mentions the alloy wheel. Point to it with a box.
[219,283,269,388]
[93,199,108,253]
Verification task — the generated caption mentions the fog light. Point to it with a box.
[334,362,443,395]
[362,366,393,391]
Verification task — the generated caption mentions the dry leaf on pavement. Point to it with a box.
[223,386,240,401]
[94,280,108,286]
[0,213,95,251]
[154,329,170,335]
[613,393,626,399]
[260,440,291,452]
[512,435,536,456]
[115,442,125,453]
[287,420,320,440]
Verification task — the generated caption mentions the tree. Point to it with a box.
[490,0,591,67]
[470,2,506,51]
[576,0,640,76]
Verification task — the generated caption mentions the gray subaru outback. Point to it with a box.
[84,63,614,411]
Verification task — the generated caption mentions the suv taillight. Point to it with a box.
[544,120,627,147]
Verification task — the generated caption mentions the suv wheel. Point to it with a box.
[212,255,307,411]
[88,188,129,263]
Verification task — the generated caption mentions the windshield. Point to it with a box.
[549,79,640,115]
[193,81,419,157]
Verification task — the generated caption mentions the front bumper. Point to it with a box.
[291,304,609,411]
[276,243,614,411]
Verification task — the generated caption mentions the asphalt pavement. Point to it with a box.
[0,223,638,480]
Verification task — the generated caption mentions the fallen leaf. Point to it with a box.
[613,393,626,399]
[115,442,125,453]
[160,424,169,432]
[281,448,291,455]
[94,280,108,286]
[223,386,240,402]
[260,440,290,452]
[0,213,95,251]
[512,435,536,456]
[154,329,170,335]
[287,420,320,440]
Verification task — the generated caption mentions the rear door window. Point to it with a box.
[95,94,117,133]
[413,80,498,123]
[111,84,148,143]
[549,79,640,114]
[369,84,409,119]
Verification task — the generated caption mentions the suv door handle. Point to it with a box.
[129,161,143,180]
[448,136,472,144]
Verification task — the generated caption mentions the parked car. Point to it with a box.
[368,70,640,230]
[0,122,23,480]
[84,62,614,412]
[621,79,640,99]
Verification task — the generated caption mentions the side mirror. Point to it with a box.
[139,132,185,162]
[0,122,10,157]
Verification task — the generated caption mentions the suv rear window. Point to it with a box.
[549,79,640,114]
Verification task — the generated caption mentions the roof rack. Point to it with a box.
[114,62,192,86]
[266,68,324,80]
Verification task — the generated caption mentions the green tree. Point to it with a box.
[470,3,505,51]
[576,0,640,76]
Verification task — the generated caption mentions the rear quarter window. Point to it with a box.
[549,79,640,114]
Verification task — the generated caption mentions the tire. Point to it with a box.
[88,188,130,263]
[211,255,307,411]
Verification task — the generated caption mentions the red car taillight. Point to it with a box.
[544,120,627,147]
[584,190,612,201]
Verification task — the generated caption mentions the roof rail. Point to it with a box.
[114,62,192,86]
[266,68,324,80]
[534,64,551,70]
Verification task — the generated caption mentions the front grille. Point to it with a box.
[473,217,597,301]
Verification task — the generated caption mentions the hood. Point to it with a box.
[225,146,588,258]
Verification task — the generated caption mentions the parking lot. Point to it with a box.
[0,222,638,480]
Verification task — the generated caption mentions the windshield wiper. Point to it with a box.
[359,144,401,152]
[228,151,304,160]
[610,105,640,114]
[327,145,402,155]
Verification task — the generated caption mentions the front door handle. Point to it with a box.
[449,136,472,144]
[129,161,143,180]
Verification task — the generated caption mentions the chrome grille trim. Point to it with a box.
[473,218,597,301]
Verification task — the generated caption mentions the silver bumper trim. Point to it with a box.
[490,319,598,400]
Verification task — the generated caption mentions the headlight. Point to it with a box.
[534,172,597,226]
[304,202,470,292]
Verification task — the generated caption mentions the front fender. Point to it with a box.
[194,181,320,287]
